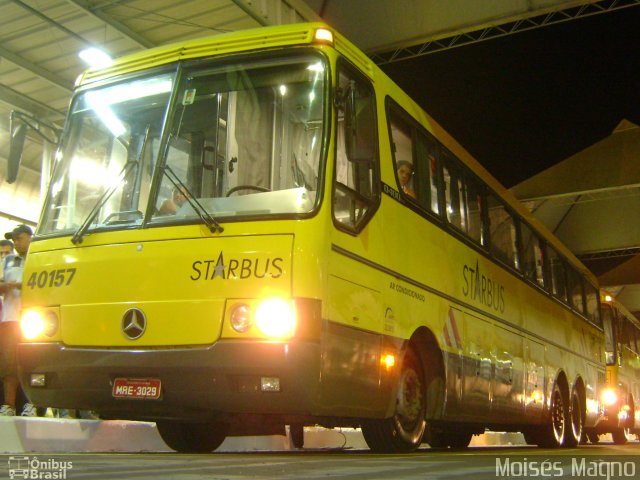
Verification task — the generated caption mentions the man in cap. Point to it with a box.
[0,224,36,416]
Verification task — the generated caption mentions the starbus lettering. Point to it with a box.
[462,260,505,313]
[190,251,284,281]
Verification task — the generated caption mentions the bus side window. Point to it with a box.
[584,282,600,326]
[567,267,585,314]
[415,133,440,214]
[387,101,442,215]
[602,305,616,365]
[520,222,545,288]
[547,246,568,303]
[388,112,416,200]
[487,193,519,269]
[333,61,379,233]
[443,158,466,231]
[464,175,483,245]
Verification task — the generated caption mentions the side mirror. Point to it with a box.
[7,122,27,184]
[6,111,62,183]
[343,81,375,164]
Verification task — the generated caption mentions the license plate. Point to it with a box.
[112,378,161,400]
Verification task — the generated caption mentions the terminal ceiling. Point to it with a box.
[1,0,638,310]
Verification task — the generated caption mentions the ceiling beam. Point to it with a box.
[11,0,94,48]
[283,0,323,21]
[0,44,74,92]
[231,0,321,26]
[65,0,155,49]
[370,0,640,64]
[0,84,65,120]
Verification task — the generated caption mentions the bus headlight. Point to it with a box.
[230,303,252,333]
[602,388,618,406]
[21,309,59,339]
[255,299,295,339]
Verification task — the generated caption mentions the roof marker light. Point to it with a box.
[314,28,334,44]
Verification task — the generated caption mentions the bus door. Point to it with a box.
[322,59,383,417]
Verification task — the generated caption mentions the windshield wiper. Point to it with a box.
[162,165,224,233]
[71,160,138,244]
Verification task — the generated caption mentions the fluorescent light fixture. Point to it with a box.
[79,47,113,69]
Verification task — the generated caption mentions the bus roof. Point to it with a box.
[78,22,373,86]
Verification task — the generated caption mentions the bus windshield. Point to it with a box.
[40,54,326,236]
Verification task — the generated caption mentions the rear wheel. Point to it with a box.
[156,421,228,453]
[446,430,473,449]
[537,382,569,448]
[612,427,632,445]
[361,348,427,452]
[566,389,583,447]
[289,424,304,449]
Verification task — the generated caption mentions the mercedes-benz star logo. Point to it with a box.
[122,308,147,340]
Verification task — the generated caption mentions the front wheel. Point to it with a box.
[361,348,427,452]
[156,421,228,453]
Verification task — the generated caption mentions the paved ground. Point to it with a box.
[2,444,639,480]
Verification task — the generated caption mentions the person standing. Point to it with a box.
[0,224,36,416]
[0,239,15,320]
[0,239,13,259]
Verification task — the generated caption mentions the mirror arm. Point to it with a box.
[11,110,62,145]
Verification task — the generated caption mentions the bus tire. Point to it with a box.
[361,347,427,452]
[612,427,631,445]
[289,423,304,449]
[156,420,228,453]
[566,388,583,447]
[537,382,569,448]
[446,430,473,449]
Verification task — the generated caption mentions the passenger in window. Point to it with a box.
[159,187,189,215]
[396,160,416,199]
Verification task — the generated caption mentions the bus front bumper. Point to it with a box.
[17,340,321,422]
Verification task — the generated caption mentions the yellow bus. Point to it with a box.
[14,23,606,452]
[586,295,640,444]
